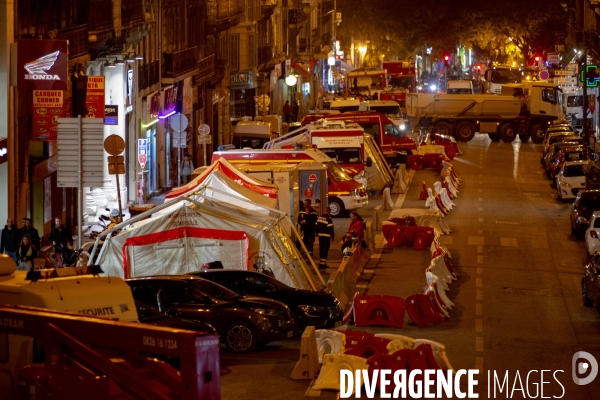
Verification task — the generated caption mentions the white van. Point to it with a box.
[232,121,273,149]
[446,80,474,94]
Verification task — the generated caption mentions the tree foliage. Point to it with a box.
[336,0,566,65]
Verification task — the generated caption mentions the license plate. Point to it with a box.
[287,331,294,338]
[334,320,342,327]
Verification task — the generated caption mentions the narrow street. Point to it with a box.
[219,136,600,399]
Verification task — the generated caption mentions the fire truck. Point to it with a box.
[381,60,418,106]
[212,147,368,218]
[301,112,417,164]
[346,68,388,100]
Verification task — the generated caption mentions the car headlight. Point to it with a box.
[561,182,571,187]
[354,170,365,180]
[400,124,406,131]
[299,305,328,317]
[254,308,279,317]
[350,189,359,197]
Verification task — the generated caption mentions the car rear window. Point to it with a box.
[564,165,585,177]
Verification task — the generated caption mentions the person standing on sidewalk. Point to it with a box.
[20,217,40,251]
[181,153,194,184]
[341,211,365,253]
[48,217,73,267]
[316,210,334,269]
[1,218,21,264]
[297,199,318,257]
[283,100,292,123]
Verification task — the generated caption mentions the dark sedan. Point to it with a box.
[135,300,217,334]
[582,251,600,314]
[126,275,294,352]
[189,270,344,333]
[571,190,600,240]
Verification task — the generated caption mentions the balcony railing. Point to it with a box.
[288,9,308,27]
[163,47,198,78]
[57,25,89,59]
[194,54,216,86]
[122,0,144,26]
[139,60,160,91]
[88,0,113,33]
[206,0,244,27]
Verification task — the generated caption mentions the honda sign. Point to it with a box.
[17,39,68,90]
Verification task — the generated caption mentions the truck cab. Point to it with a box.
[232,121,273,149]
[301,112,417,164]
[212,148,368,217]
[359,100,408,131]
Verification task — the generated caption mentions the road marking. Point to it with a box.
[477,245,483,253]
[476,289,483,300]
[469,236,485,245]
[476,337,484,353]
[476,277,482,287]
[476,303,482,315]
[500,237,518,247]
[477,255,483,264]
[475,318,483,333]
[476,357,484,370]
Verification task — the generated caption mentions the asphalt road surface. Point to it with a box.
[219,134,600,400]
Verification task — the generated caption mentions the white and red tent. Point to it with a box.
[165,157,278,200]
[97,197,319,290]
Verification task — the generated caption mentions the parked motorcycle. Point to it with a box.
[89,208,121,240]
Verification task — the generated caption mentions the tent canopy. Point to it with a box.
[165,157,278,200]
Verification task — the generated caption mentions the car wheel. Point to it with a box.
[519,134,530,143]
[454,122,476,142]
[328,198,345,218]
[582,279,594,307]
[488,133,501,141]
[225,321,257,352]
[500,123,517,142]
[556,186,563,201]
[576,230,585,240]
[530,124,546,144]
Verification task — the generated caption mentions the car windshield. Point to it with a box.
[247,274,289,293]
[191,279,240,300]
[320,147,362,164]
[383,123,402,138]
[389,76,414,89]
[370,105,400,116]
[490,68,522,84]
[326,161,352,181]
[357,122,380,139]
[580,195,600,210]
[564,165,585,177]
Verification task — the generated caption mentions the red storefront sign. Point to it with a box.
[17,39,68,91]
[0,138,7,165]
[32,90,64,141]
[76,76,105,119]
[147,92,160,121]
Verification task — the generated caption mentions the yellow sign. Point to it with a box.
[33,90,63,108]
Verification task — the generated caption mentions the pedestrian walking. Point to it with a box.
[316,210,334,269]
[340,211,366,253]
[283,100,292,123]
[48,217,73,267]
[181,153,194,184]
[297,199,318,257]
[20,217,40,250]
[17,235,36,271]
[0,218,21,264]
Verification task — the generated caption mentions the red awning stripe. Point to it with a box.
[291,61,311,80]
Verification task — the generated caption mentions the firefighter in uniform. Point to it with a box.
[297,199,318,257]
[316,210,334,268]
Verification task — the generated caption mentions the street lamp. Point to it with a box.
[285,74,297,86]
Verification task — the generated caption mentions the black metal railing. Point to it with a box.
[163,47,198,78]
[206,0,244,24]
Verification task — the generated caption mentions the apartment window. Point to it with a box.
[230,34,240,70]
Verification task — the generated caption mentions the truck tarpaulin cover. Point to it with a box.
[98,205,313,289]
[165,157,278,200]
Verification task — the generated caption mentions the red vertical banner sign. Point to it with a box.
[32,90,64,141]
[76,76,105,118]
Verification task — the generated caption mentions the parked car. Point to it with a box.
[189,270,343,333]
[556,161,587,200]
[570,190,600,240]
[541,139,583,170]
[543,132,579,153]
[547,146,584,180]
[585,212,600,256]
[135,300,217,334]
[582,251,600,313]
[546,124,574,135]
[126,275,295,352]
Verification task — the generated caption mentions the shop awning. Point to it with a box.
[291,61,311,80]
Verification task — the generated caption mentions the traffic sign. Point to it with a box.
[198,124,211,137]
[309,173,317,182]
[539,70,549,81]
[104,134,125,156]
[199,135,212,144]
[137,138,147,169]
[107,155,125,175]
[170,113,188,132]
